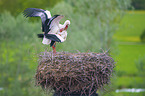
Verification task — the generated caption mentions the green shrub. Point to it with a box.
[132,0,145,10]
[51,0,132,52]
[0,11,41,44]
[135,56,145,76]
[140,29,145,42]
[0,12,46,96]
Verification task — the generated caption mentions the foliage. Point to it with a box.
[0,12,47,96]
[140,29,145,42]
[132,0,145,10]
[0,0,62,16]
[0,11,41,43]
[135,56,145,77]
[133,56,145,89]
[51,0,132,51]
[0,0,132,52]
[0,42,43,96]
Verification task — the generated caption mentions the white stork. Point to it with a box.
[23,8,70,54]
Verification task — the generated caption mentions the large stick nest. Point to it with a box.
[35,51,115,95]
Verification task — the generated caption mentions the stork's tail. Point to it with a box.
[42,36,51,45]
[37,34,44,38]
[37,34,51,45]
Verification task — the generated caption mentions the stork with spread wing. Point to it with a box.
[23,8,70,54]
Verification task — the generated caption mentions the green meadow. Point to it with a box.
[114,11,145,42]
[114,10,145,76]
[111,11,145,96]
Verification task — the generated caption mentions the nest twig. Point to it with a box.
[35,51,115,95]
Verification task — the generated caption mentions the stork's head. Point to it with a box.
[64,20,70,30]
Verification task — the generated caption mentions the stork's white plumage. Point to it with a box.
[44,20,70,45]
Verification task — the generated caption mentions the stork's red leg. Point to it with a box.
[52,42,56,55]
[52,46,56,54]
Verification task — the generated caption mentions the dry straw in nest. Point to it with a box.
[35,51,115,95]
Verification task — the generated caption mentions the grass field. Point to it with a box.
[113,10,145,75]
[110,10,145,96]
[116,44,145,75]
[114,10,145,42]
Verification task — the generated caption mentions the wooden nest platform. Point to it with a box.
[35,51,115,95]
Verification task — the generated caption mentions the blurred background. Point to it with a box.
[0,0,145,96]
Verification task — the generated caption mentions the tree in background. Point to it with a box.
[0,0,62,16]
[140,29,145,42]
[132,0,145,10]
[0,0,132,51]
[0,0,132,96]
[51,0,132,51]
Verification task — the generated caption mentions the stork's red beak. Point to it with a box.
[65,25,68,30]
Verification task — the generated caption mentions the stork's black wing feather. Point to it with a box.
[23,8,46,18]
[45,34,61,42]
[45,15,64,34]
[37,34,44,38]
[23,8,51,32]
[50,41,55,47]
